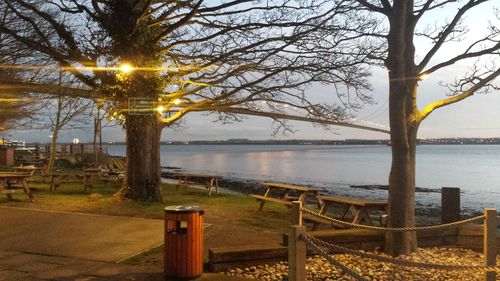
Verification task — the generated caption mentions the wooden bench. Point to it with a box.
[174,173,220,195]
[251,182,324,211]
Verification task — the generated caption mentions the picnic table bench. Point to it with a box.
[48,168,107,193]
[0,172,34,202]
[251,182,325,211]
[174,173,220,195]
[303,195,388,229]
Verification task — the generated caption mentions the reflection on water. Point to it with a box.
[105,144,500,211]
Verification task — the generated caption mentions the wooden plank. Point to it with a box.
[457,236,484,247]
[320,195,387,207]
[306,228,385,243]
[209,245,287,263]
[458,223,484,236]
[209,258,284,273]
[1,189,26,194]
[301,213,348,229]
[262,182,310,192]
[251,195,292,206]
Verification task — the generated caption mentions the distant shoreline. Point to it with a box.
[23,138,500,146]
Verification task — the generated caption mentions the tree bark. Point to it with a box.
[383,0,421,257]
[93,117,98,168]
[47,127,59,173]
[120,114,163,201]
[385,83,418,255]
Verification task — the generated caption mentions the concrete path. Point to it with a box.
[0,207,164,262]
[0,207,252,280]
[0,250,250,280]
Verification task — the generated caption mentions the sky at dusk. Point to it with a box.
[2,2,499,143]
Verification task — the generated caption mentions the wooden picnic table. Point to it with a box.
[251,182,325,211]
[48,169,100,192]
[312,195,388,227]
[0,172,34,202]
[174,173,220,195]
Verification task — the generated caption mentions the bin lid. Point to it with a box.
[164,205,204,214]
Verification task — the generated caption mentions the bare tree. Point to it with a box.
[0,3,43,131]
[45,72,91,172]
[0,0,381,201]
[349,0,500,256]
[91,104,117,167]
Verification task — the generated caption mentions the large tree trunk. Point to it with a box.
[385,84,418,255]
[120,114,163,201]
[384,0,420,256]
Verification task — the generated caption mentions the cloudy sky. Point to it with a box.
[2,1,499,143]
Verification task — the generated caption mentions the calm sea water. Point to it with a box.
[105,144,500,212]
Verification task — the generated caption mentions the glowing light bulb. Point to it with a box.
[119,64,134,73]
[157,105,165,113]
[173,99,181,105]
[419,73,428,80]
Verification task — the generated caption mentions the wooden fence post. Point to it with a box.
[291,201,302,226]
[288,225,306,281]
[441,187,460,224]
[289,201,305,281]
[484,208,496,281]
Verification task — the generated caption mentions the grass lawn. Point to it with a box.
[0,173,292,267]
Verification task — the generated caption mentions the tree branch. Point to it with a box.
[419,67,500,121]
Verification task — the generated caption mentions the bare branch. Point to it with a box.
[419,67,500,121]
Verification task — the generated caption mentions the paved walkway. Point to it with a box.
[0,207,163,262]
[0,250,251,280]
[0,250,162,280]
[0,207,250,280]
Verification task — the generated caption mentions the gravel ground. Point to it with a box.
[225,247,496,280]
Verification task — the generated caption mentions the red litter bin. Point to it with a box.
[164,205,204,279]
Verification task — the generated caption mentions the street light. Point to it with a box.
[156,105,165,114]
[119,63,134,73]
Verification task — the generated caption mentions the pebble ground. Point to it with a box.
[225,247,496,280]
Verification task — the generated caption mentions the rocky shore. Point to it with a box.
[225,247,491,281]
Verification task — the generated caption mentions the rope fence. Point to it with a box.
[301,207,484,232]
[287,200,498,281]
